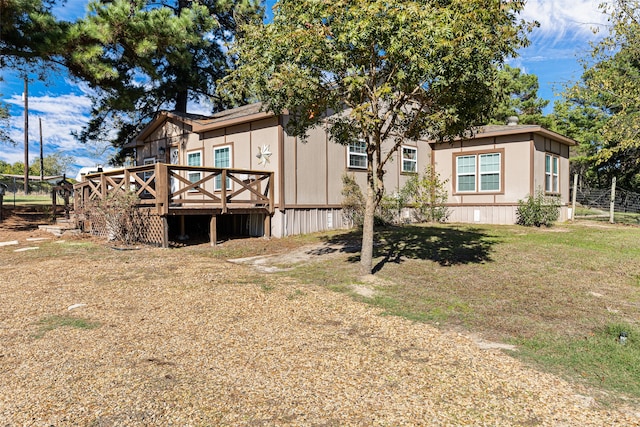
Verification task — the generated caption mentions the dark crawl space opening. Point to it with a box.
[167,214,259,246]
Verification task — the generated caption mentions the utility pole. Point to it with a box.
[39,118,44,182]
[23,77,29,194]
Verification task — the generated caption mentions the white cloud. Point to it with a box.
[521,0,611,50]
[5,93,92,116]
[522,0,610,43]
[514,0,614,102]
[1,89,113,177]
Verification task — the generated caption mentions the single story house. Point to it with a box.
[82,103,575,244]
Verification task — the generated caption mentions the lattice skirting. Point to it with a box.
[82,210,165,246]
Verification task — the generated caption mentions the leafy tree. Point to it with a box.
[0,96,12,145]
[62,0,263,164]
[221,0,532,274]
[0,0,65,73]
[0,160,11,174]
[554,0,640,190]
[30,153,74,176]
[548,99,610,189]
[489,64,550,126]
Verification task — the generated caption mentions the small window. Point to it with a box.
[214,145,232,190]
[545,154,559,193]
[401,146,417,173]
[479,153,501,192]
[348,140,367,169]
[187,151,202,190]
[456,155,476,192]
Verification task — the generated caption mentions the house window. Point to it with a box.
[142,158,156,195]
[348,140,367,169]
[479,153,501,191]
[456,155,476,192]
[401,146,417,173]
[214,145,232,190]
[455,150,503,193]
[545,154,559,193]
[187,150,202,190]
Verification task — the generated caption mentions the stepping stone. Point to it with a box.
[26,237,50,242]
[0,241,19,247]
[14,247,39,252]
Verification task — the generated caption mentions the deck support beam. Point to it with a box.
[178,215,187,240]
[161,217,169,248]
[264,214,271,239]
[210,215,217,246]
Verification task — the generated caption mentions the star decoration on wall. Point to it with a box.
[256,144,272,166]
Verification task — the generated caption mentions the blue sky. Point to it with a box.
[0,0,611,178]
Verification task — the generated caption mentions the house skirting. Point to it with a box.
[446,204,570,225]
[272,208,346,238]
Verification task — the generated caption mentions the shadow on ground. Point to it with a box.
[0,206,52,232]
[318,225,497,272]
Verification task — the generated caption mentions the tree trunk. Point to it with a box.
[360,182,375,275]
[175,90,188,114]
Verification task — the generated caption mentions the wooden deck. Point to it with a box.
[74,164,275,246]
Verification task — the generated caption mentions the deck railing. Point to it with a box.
[74,163,275,216]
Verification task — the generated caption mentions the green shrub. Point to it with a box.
[516,189,561,227]
[400,166,450,223]
[341,173,365,227]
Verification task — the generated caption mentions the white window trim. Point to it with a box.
[213,145,232,191]
[545,153,560,194]
[454,151,503,194]
[479,153,501,192]
[456,155,477,193]
[142,158,156,195]
[347,140,367,169]
[187,150,202,192]
[401,145,418,173]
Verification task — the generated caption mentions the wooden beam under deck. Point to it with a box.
[165,207,272,216]
[210,215,217,246]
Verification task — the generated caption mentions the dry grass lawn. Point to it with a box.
[1,208,639,426]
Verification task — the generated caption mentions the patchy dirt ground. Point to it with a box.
[1,209,639,426]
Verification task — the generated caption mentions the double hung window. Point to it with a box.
[214,145,232,190]
[455,151,503,193]
[348,141,367,169]
[401,146,418,173]
[545,154,559,193]
[187,151,202,191]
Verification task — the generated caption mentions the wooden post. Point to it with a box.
[179,215,187,241]
[210,215,217,246]
[0,194,3,222]
[124,169,130,193]
[52,188,57,218]
[571,173,578,221]
[264,214,271,239]
[268,171,275,213]
[221,170,227,213]
[609,177,617,224]
[100,172,107,199]
[155,163,167,215]
[162,216,169,248]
